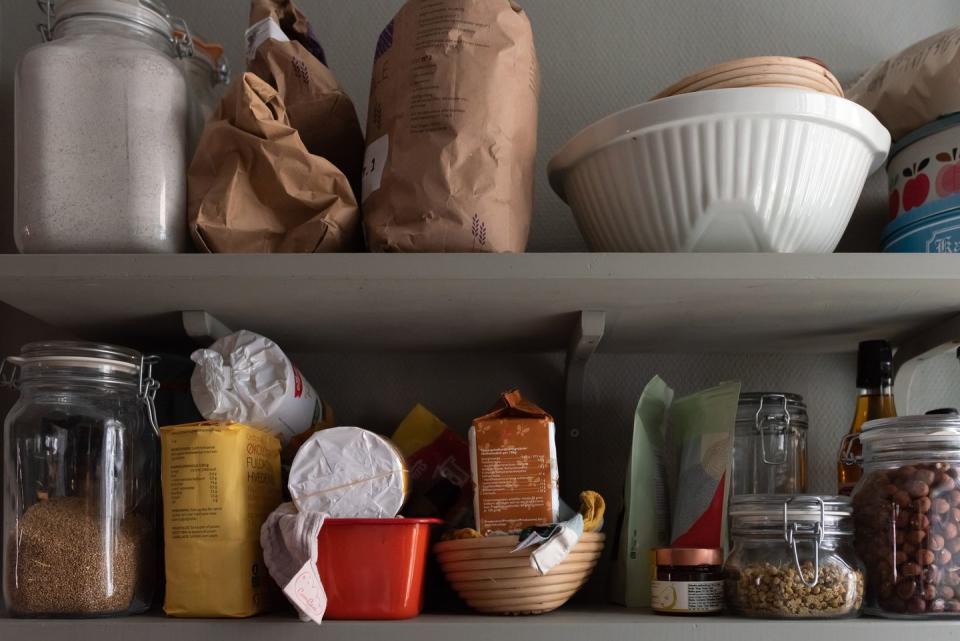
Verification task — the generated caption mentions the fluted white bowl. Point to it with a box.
[548,88,891,253]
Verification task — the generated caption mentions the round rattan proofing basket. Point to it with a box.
[433,532,605,615]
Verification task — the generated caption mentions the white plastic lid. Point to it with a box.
[287,426,408,518]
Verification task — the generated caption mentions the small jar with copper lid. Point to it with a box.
[651,548,724,615]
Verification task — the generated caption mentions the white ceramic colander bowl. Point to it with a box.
[548,88,891,253]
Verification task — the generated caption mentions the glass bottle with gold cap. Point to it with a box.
[837,340,897,495]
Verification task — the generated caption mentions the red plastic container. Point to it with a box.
[316,518,441,620]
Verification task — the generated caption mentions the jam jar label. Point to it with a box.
[651,580,724,613]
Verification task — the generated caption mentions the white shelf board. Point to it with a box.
[3,608,960,641]
[1,253,959,353]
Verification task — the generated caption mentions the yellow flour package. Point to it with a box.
[161,421,282,617]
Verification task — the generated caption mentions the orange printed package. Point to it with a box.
[469,390,559,535]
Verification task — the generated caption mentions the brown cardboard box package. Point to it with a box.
[469,390,559,535]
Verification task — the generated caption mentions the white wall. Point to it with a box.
[2,0,960,251]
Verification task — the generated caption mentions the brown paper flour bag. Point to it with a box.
[188,73,359,252]
[363,0,540,253]
[247,0,364,193]
[848,28,960,141]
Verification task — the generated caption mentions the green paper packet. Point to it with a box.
[610,376,672,607]
[611,377,740,608]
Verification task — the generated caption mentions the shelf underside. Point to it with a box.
[0,253,959,353]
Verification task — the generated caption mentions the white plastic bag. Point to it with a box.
[190,330,323,444]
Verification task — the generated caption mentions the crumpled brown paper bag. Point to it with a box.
[848,27,960,141]
[187,72,359,253]
[248,0,364,195]
[188,0,363,253]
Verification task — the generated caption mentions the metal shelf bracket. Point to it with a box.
[181,310,233,345]
[562,310,606,500]
[894,313,960,413]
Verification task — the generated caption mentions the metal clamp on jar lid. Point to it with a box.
[729,494,854,588]
[734,393,809,495]
[37,0,193,57]
[1,341,161,433]
[187,35,230,84]
[739,393,807,465]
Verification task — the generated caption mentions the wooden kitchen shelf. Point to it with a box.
[0,253,959,353]
[2,608,958,641]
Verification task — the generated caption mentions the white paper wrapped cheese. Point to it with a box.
[288,426,408,518]
[190,330,322,444]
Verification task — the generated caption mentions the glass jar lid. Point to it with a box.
[11,341,144,379]
[730,494,853,536]
[737,392,808,423]
[655,547,723,567]
[2,341,160,431]
[858,415,960,461]
[42,0,193,57]
[739,392,806,407]
[52,0,174,35]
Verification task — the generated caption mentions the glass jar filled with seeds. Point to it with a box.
[724,494,865,618]
[2,342,160,617]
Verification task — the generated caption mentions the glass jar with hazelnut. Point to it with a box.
[850,415,960,617]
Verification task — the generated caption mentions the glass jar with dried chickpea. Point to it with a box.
[724,495,864,619]
[851,415,960,618]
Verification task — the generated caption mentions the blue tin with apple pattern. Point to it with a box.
[882,195,960,252]
[884,113,960,252]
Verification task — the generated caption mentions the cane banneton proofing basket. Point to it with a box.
[548,88,890,253]
[434,532,605,615]
[652,56,844,100]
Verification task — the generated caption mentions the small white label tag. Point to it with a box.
[361,134,389,202]
[245,17,289,60]
[283,561,327,624]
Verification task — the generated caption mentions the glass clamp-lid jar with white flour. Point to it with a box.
[15,0,193,253]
